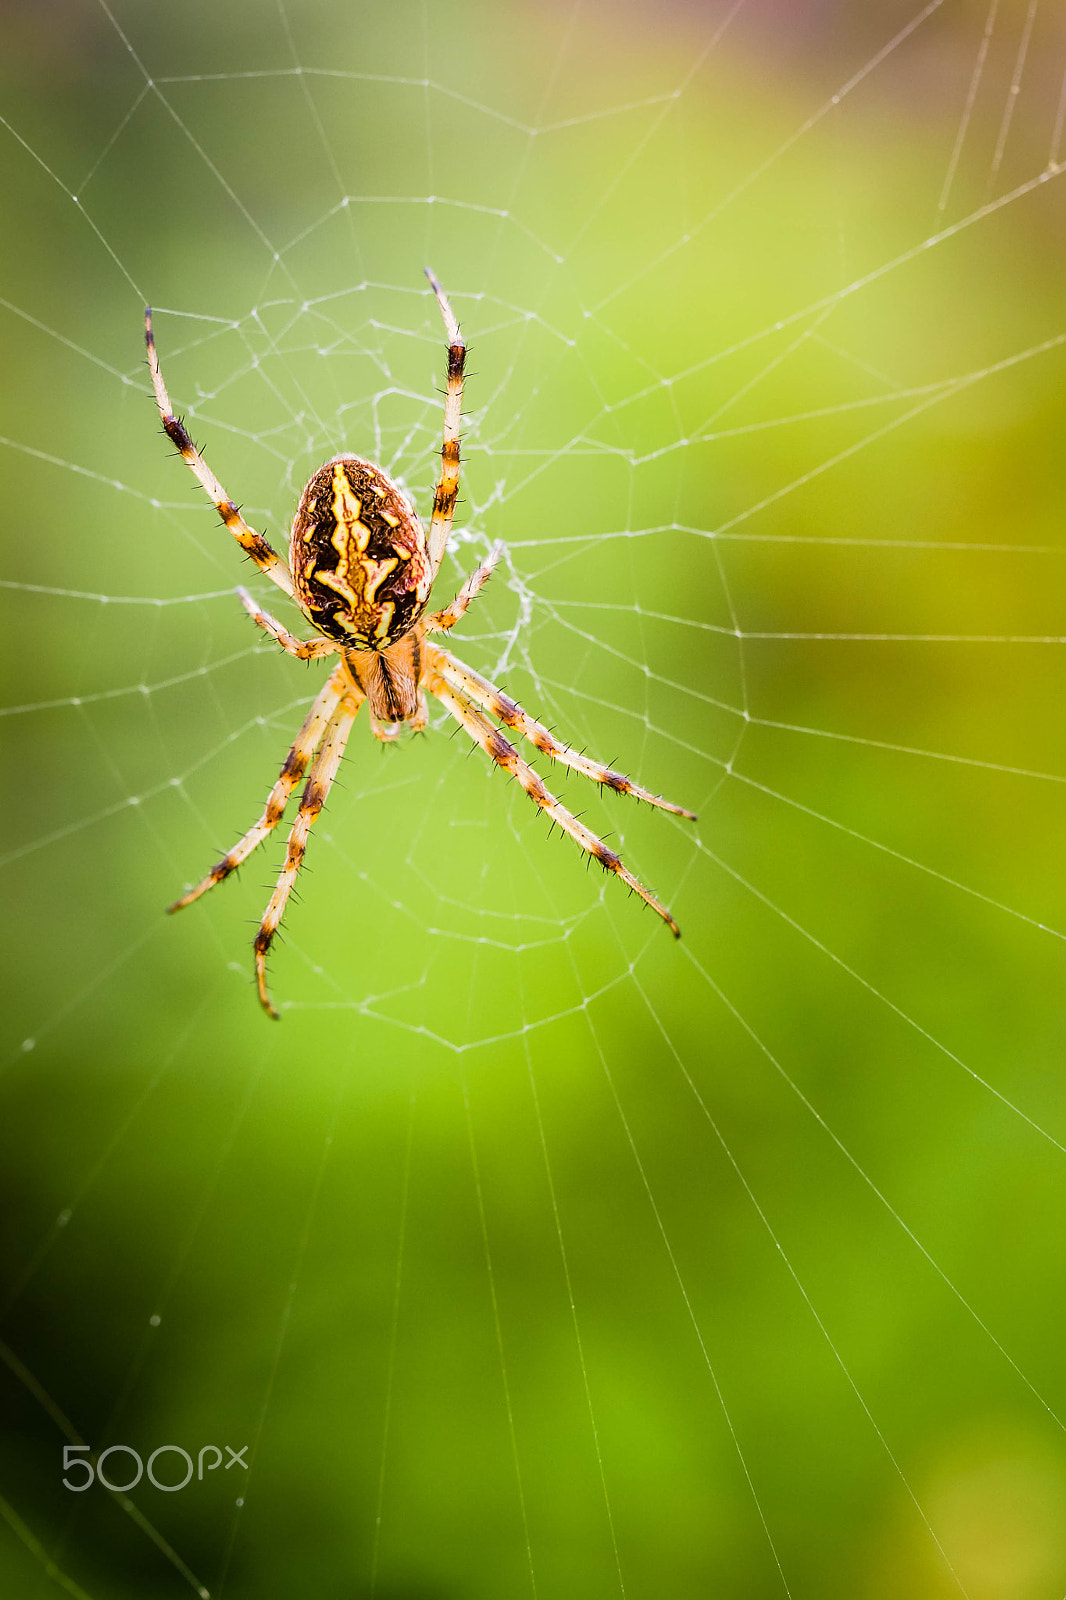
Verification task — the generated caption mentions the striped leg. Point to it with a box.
[169,667,347,912]
[253,696,362,1018]
[428,673,682,937]
[424,543,503,635]
[426,644,697,820]
[145,310,295,600]
[237,587,339,659]
[423,269,466,579]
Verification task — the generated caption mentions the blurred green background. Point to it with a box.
[2,1,1066,1596]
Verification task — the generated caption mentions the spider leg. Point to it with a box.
[145,310,295,600]
[423,542,503,634]
[423,269,466,580]
[253,694,363,1018]
[425,644,697,820]
[169,666,348,912]
[428,673,682,937]
[237,587,339,659]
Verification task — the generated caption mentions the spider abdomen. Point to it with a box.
[290,455,432,650]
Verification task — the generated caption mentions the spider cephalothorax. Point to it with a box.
[147,270,696,1017]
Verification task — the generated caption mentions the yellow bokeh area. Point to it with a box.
[1,2,1065,1597]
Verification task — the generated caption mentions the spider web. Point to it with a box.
[2,0,1066,1596]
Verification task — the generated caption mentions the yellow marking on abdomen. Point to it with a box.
[362,555,399,607]
[331,463,372,557]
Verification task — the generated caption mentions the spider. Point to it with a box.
[146,270,696,1017]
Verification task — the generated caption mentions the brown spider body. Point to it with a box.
[290,455,433,653]
[146,270,696,1017]
[345,631,427,733]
